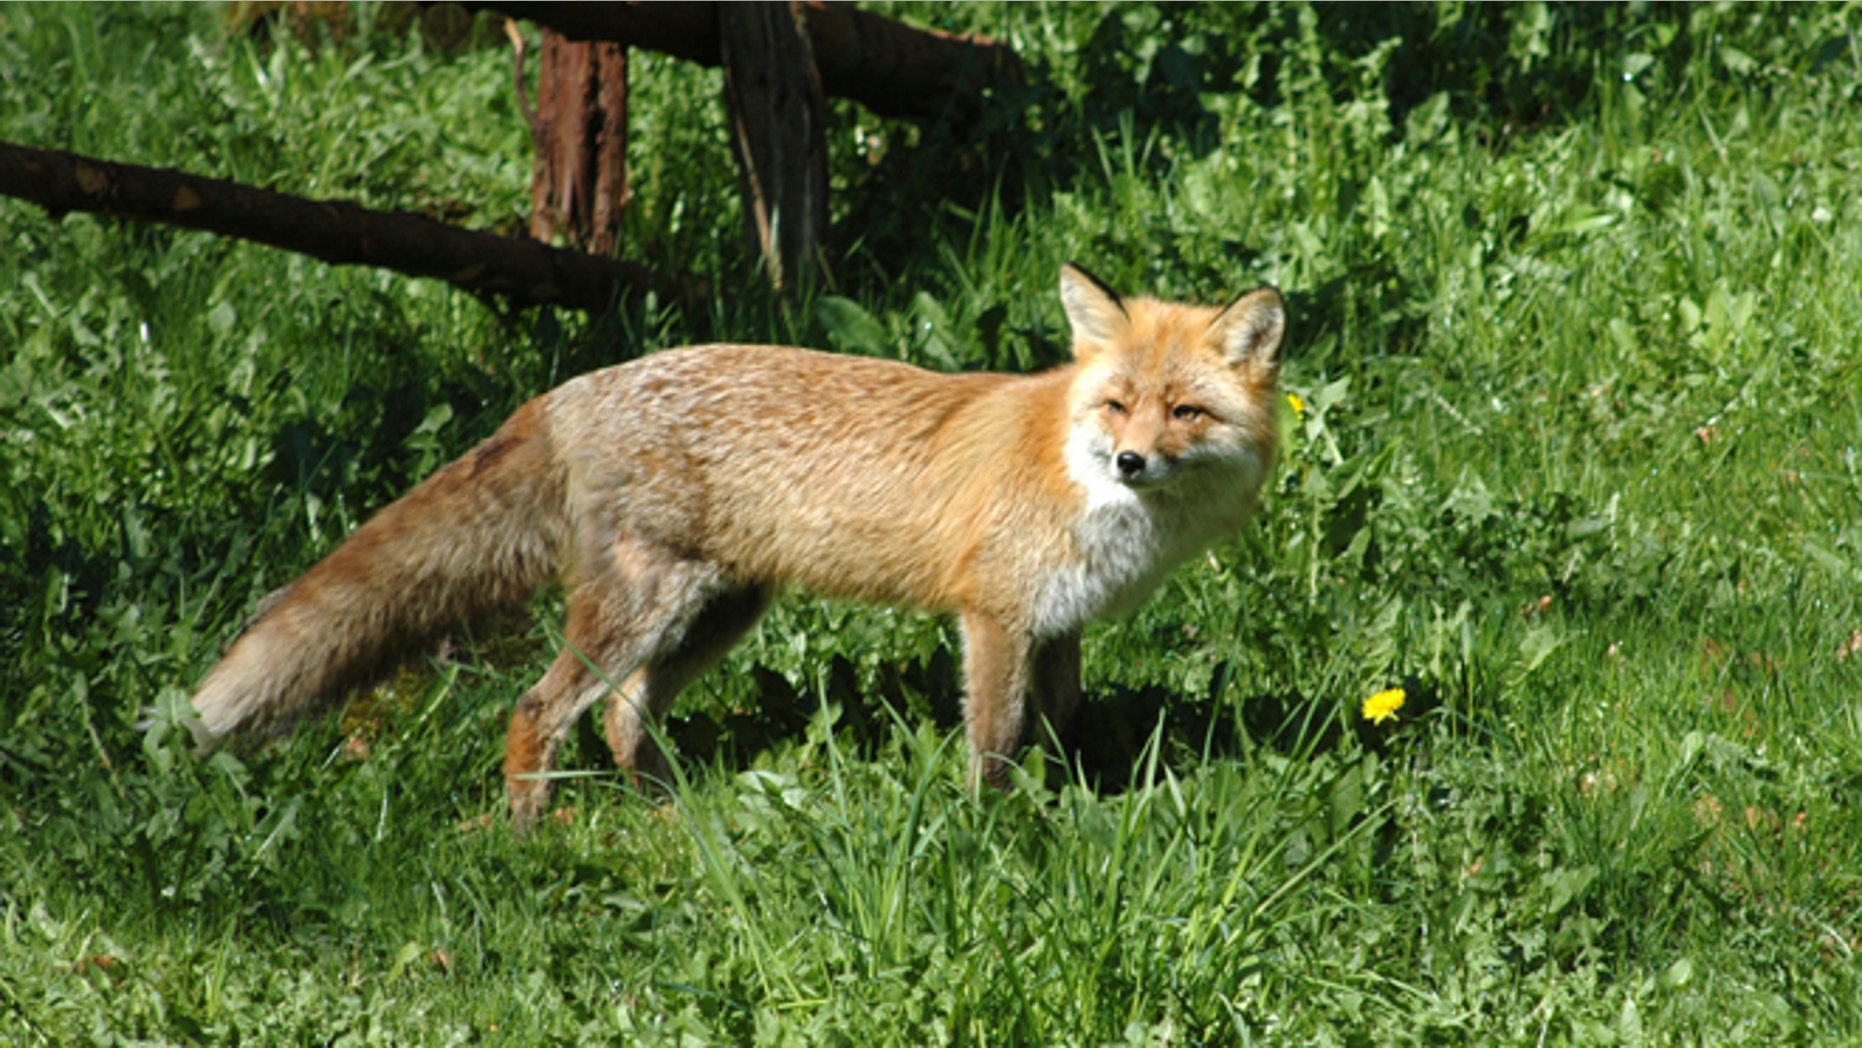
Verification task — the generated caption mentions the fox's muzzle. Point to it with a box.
[1116,451,1148,480]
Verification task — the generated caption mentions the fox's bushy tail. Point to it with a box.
[188,399,568,747]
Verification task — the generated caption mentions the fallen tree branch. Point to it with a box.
[473,1,1024,122]
[0,140,677,313]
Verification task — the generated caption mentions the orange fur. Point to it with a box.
[187,264,1287,828]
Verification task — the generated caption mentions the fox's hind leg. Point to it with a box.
[502,540,733,830]
[601,583,772,790]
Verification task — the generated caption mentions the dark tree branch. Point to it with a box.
[0,141,680,313]
[474,1,1024,122]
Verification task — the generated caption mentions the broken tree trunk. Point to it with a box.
[518,26,630,253]
[0,141,675,312]
[718,3,828,294]
[481,0,1024,294]
[473,1,1024,122]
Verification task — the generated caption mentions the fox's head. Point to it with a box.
[1059,263,1286,497]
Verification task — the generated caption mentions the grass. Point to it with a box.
[3,1,1862,1042]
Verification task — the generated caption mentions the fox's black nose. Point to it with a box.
[1116,451,1146,479]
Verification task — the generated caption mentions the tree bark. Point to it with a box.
[0,141,676,312]
[719,3,828,294]
[523,29,630,253]
[473,1,1024,122]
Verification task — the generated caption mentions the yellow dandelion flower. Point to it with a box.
[1286,392,1307,416]
[1362,687,1406,725]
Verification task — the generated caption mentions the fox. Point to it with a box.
[185,263,1287,828]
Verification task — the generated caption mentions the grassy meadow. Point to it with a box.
[4,2,1862,1042]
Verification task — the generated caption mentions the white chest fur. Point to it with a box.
[1032,494,1172,637]
[1033,434,1206,637]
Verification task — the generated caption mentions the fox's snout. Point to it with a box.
[1115,450,1148,480]
[1097,394,1175,486]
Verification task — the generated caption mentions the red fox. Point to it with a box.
[187,264,1286,827]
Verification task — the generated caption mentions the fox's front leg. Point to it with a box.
[959,610,1036,789]
[1030,629,1083,746]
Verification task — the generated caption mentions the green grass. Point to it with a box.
[4,2,1862,1042]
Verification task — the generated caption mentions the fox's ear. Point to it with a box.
[1059,263,1129,353]
[1212,286,1286,369]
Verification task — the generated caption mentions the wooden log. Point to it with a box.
[474,1,1023,122]
[0,141,676,312]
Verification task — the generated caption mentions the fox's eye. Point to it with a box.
[1172,404,1206,422]
[1105,399,1129,416]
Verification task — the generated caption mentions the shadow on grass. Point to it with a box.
[623,655,1450,797]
